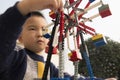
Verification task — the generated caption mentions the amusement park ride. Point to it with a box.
[42,0,112,80]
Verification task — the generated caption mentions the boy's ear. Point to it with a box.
[17,36,24,47]
[18,35,23,43]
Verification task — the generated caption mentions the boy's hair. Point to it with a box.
[27,11,45,19]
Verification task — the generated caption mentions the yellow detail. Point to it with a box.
[37,62,45,78]
[92,34,103,40]
[68,53,72,57]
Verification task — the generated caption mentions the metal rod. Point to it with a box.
[42,12,60,80]
[79,31,94,80]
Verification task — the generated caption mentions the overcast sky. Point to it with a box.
[0,0,120,42]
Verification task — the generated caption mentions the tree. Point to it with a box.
[78,36,120,79]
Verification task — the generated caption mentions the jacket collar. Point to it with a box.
[25,48,44,63]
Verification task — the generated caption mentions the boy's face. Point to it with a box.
[19,16,49,53]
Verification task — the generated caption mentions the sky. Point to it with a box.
[0,0,120,75]
[0,0,120,42]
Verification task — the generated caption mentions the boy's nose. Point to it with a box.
[37,30,43,37]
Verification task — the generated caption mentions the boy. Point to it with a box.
[0,0,63,80]
[18,11,61,80]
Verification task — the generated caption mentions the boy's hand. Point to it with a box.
[45,0,63,11]
[17,0,63,15]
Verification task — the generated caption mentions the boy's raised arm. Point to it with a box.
[17,0,63,15]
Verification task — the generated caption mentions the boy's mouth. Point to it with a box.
[37,40,44,44]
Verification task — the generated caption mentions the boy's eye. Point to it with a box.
[42,27,48,32]
[28,26,36,30]
[42,28,46,31]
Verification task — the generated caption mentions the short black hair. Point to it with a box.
[27,11,45,19]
